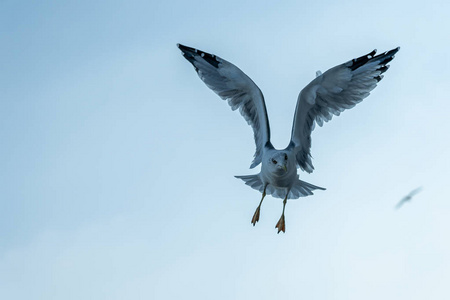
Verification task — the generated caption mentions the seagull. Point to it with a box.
[177,43,399,233]
[395,187,422,209]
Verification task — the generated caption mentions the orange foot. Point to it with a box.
[251,206,261,226]
[275,215,285,234]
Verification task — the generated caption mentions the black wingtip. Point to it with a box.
[177,44,221,69]
[349,49,378,71]
[386,46,400,56]
[177,43,200,72]
[349,46,400,73]
[177,43,197,53]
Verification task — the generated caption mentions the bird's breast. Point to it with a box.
[261,166,297,188]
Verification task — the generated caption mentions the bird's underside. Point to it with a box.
[177,43,399,233]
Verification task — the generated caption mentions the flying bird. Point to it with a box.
[395,187,422,209]
[177,43,399,233]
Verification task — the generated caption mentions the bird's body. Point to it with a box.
[236,148,324,200]
[177,43,399,233]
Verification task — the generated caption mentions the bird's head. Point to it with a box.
[268,152,289,174]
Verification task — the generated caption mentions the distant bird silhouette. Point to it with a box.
[395,187,422,209]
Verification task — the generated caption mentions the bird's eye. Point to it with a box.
[284,154,288,160]
[272,159,277,164]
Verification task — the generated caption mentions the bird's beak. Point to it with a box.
[277,164,287,172]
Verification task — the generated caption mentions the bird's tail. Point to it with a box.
[289,178,325,199]
[235,174,325,199]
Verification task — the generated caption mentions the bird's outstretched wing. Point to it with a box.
[395,200,406,210]
[289,47,400,173]
[407,186,423,198]
[177,44,271,168]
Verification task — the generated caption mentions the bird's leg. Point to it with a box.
[275,194,288,234]
[251,185,268,226]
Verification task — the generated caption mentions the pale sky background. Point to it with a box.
[1,0,450,299]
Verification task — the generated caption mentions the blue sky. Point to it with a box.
[1,0,450,299]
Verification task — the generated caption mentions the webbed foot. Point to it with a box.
[251,206,261,226]
[275,214,285,233]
